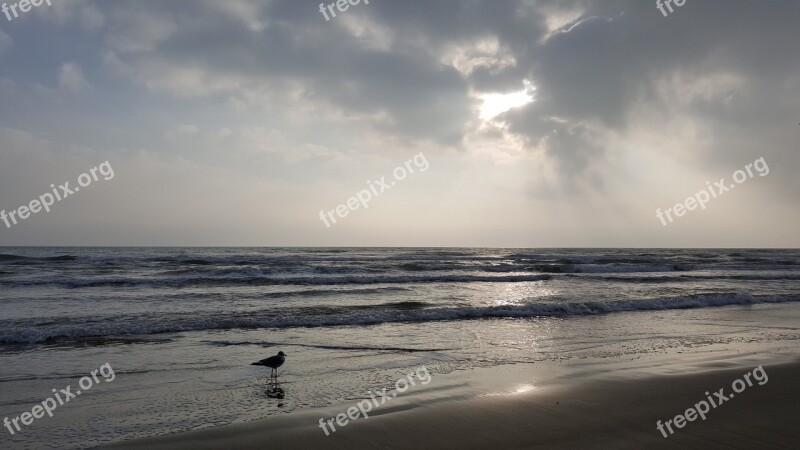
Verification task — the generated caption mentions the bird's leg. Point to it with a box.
[270,370,278,389]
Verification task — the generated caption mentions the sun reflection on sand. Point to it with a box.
[513,384,537,395]
[482,383,539,397]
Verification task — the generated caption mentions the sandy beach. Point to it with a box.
[105,360,800,449]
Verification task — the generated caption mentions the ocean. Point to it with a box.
[1,247,799,448]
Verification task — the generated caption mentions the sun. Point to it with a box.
[479,81,536,120]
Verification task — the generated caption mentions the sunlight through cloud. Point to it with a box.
[479,82,535,120]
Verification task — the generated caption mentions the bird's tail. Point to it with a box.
[251,361,264,366]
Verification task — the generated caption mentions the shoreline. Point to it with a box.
[103,358,800,449]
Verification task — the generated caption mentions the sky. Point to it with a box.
[0,0,798,247]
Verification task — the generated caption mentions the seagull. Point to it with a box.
[252,351,286,380]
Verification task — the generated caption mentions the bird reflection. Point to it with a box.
[265,378,285,401]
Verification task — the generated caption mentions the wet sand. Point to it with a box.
[104,360,800,449]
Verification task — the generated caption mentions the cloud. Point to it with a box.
[1,0,798,246]
[58,62,89,92]
[0,29,11,54]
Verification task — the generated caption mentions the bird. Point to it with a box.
[252,351,286,380]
